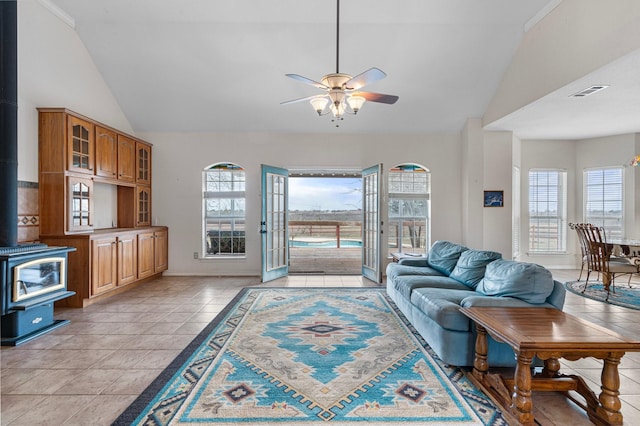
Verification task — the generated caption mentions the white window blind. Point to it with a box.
[584,167,624,239]
[528,169,567,253]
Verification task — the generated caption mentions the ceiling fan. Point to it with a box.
[281,0,399,125]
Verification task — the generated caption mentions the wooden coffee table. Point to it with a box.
[460,307,640,426]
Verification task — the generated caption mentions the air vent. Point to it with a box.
[571,85,609,97]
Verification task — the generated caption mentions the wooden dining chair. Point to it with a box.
[581,224,638,300]
[570,222,593,282]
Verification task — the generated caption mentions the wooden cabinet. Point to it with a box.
[39,108,165,307]
[41,226,168,307]
[93,126,136,183]
[117,232,138,286]
[117,135,136,183]
[39,108,155,236]
[138,228,168,279]
[138,230,155,279]
[154,229,168,273]
[91,236,117,295]
[136,142,152,185]
[95,126,118,179]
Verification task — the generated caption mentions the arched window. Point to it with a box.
[203,163,246,257]
[388,164,431,255]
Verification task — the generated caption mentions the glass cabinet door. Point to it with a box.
[137,186,151,226]
[136,142,151,185]
[67,116,94,174]
[67,176,93,232]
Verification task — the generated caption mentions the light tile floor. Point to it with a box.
[1,271,639,425]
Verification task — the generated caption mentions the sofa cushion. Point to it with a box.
[449,249,502,289]
[386,263,443,280]
[427,241,469,276]
[391,275,470,300]
[410,288,477,332]
[398,257,429,267]
[476,259,554,304]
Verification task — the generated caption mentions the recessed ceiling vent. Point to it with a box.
[571,85,609,97]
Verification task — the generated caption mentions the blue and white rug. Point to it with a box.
[565,280,640,311]
[113,288,504,425]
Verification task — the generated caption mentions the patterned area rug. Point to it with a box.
[565,281,640,311]
[114,288,504,425]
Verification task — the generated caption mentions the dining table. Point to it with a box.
[608,238,640,266]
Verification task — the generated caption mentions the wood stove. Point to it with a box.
[0,2,75,345]
[1,245,76,345]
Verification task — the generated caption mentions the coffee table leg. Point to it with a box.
[472,324,489,381]
[512,351,535,425]
[595,354,624,425]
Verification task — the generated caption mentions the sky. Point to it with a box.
[289,177,361,211]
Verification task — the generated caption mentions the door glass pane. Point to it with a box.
[266,173,287,271]
[362,173,378,270]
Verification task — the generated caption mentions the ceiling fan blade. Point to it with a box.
[285,74,329,90]
[344,68,386,90]
[281,94,328,105]
[353,91,399,104]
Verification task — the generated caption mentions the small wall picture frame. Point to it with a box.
[484,190,504,207]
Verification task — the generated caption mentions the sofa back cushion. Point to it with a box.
[449,249,502,289]
[427,241,469,276]
[476,259,554,304]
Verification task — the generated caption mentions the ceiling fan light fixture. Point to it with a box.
[347,95,365,114]
[330,102,346,117]
[328,89,345,105]
[310,97,329,115]
[281,0,398,125]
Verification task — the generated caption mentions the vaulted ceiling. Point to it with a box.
[47,0,640,139]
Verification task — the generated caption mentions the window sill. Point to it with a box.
[201,255,246,261]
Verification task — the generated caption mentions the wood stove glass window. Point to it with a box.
[13,257,66,302]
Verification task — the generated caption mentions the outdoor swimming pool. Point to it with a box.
[289,240,362,248]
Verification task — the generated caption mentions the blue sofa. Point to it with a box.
[386,241,566,367]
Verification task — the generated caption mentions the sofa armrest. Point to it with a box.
[460,295,555,309]
[398,257,429,267]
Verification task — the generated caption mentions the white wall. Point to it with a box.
[461,119,484,249]
[482,132,513,257]
[485,0,640,126]
[17,0,133,182]
[138,131,464,276]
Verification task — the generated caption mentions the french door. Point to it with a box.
[261,165,289,282]
[362,164,383,283]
